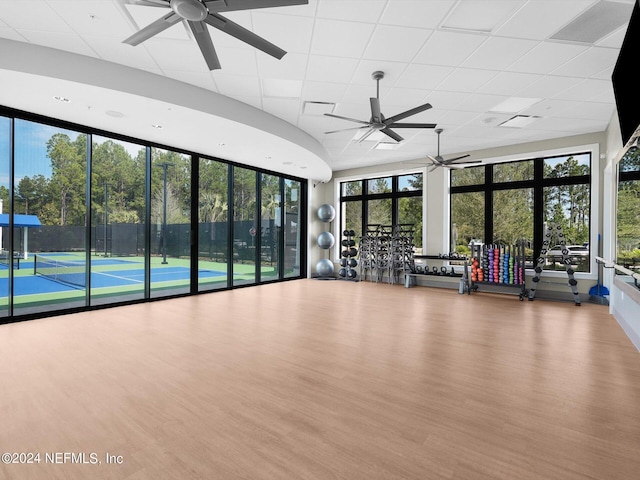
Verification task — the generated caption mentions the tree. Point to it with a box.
[46,133,87,226]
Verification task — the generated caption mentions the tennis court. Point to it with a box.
[0,253,231,300]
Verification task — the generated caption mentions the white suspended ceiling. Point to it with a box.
[0,0,635,181]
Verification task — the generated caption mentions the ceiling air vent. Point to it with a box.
[550,0,633,44]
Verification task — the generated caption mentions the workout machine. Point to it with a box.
[528,224,581,305]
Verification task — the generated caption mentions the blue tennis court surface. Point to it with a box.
[2,267,225,295]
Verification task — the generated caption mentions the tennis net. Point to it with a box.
[34,255,86,289]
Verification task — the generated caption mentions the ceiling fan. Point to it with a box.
[408,129,481,172]
[324,71,437,143]
[122,0,308,70]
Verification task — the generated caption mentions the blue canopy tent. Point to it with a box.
[0,214,42,259]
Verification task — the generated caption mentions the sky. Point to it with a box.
[0,118,146,188]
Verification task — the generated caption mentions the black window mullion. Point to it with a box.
[485,164,494,243]
[255,172,262,283]
[85,135,92,306]
[278,177,285,280]
[144,146,152,299]
[190,155,199,294]
[227,165,234,288]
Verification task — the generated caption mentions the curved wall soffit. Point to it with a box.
[0,38,333,182]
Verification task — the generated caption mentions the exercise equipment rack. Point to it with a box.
[528,224,581,305]
[469,241,528,300]
[358,224,415,284]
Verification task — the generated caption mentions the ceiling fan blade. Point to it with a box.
[123,11,182,46]
[187,21,222,70]
[445,164,466,169]
[129,0,169,7]
[386,122,437,129]
[324,113,370,125]
[357,128,376,143]
[370,97,382,123]
[205,14,286,59]
[441,154,471,164]
[381,128,403,143]
[384,103,432,124]
[325,126,367,134]
[428,164,439,172]
[205,0,308,13]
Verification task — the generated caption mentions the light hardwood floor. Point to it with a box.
[1,279,639,480]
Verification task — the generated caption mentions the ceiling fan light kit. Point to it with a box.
[324,70,437,144]
[123,0,309,70]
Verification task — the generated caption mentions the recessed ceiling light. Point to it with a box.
[53,96,70,103]
[151,124,163,129]
[282,161,293,165]
[374,142,400,150]
[499,115,540,128]
[105,110,124,118]
[302,101,336,115]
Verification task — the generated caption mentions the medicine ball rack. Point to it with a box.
[338,229,359,281]
[469,241,528,301]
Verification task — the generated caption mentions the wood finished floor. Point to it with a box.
[1,279,639,480]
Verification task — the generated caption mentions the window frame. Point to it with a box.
[450,145,600,279]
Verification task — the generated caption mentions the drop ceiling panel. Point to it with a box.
[363,25,432,62]
[380,0,456,29]
[479,71,543,97]
[437,67,498,93]
[413,30,487,66]
[213,74,262,97]
[0,0,71,32]
[251,12,314,54]
[554,78,614,102]
[305,55,359,83]
[494,1,595,40]
[0,27,24,41]
[551,46,620,77]
[442,0,526,33]
[47,1,133,37]
[396,64,455,89]
[257,52,308,80]
[83,34,160,70]
[462,36,538,70]
[142,37,215,72]
[310,18,375,58]
[317,0,387,23]
[350,60,407,86]
[507,42,589,75]
[517,75,583,100]
[302,81,349,102]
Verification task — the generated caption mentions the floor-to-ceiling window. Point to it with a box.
[232,166,257,286]
[198,157,229,292]
[0,108,307,323]
[284,179,302,278]
[450,152,591,272]
[90,135,147,305]
[617,148,640,270]
[150,148,192,298]
[260,173,281,282]
[0,116,10,317]
[13,120,88,315]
